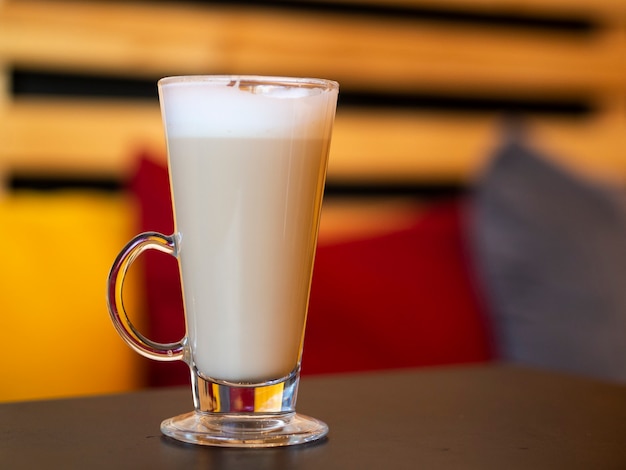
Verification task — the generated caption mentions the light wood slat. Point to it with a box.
[329,110,626,184]
[331,110,496,181]
[0,99,164,177]
[529,110,626,185]
[1,99,623,183]
[0,0,622,97]
[0,100,491,179]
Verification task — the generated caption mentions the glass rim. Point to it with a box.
[158,75,339,91]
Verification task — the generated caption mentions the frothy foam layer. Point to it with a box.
[159,77,338,139]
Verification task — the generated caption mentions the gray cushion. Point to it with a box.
[471,133,626,383]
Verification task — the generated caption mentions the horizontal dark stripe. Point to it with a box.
[338,92,593,116]
[12,69,592,117]
[153,0,596,33]
[325,181,465,198]
[12,70,160,100]
[8,174,464,198]
[9,175,123,192]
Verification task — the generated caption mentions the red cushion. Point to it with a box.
[129,154,493,386]
[129,155,188,387]
[304,202,494,375]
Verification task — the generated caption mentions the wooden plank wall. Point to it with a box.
[0,0,624,187]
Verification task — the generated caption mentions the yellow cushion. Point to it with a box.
[0,191,146,402]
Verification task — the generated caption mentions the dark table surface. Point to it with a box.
[2,364,625,469]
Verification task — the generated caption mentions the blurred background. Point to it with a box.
[0,0,624,402]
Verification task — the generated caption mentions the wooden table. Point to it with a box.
[2,364,625,469]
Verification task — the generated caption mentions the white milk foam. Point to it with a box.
[160,76,336,139]
[159,77,338,383]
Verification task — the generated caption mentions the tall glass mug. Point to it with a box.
[106,76,339,447]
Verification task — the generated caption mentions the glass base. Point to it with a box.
[161,411,328,447]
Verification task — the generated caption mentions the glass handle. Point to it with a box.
[106,232,185,362]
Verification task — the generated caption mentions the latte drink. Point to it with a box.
[108,76,338,446]
[160,77,337,383]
